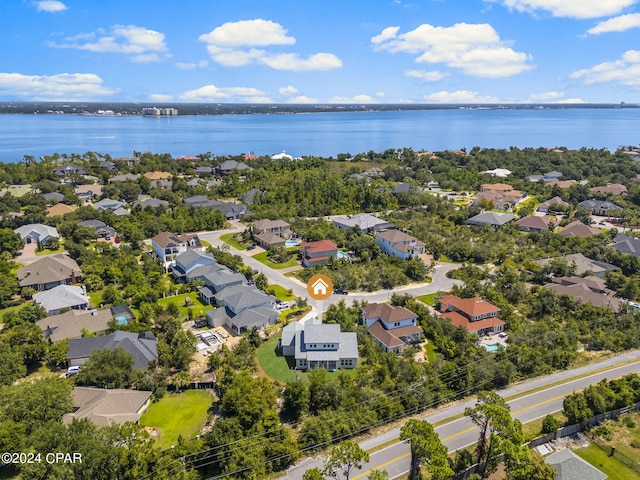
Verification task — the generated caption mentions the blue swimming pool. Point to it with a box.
[285,240,300,247]
[114,315,129,325]
[337,251,348,259]
[483,343,502,352]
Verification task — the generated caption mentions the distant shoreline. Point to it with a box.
[0,102,638,117]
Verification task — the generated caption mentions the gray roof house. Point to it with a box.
[66,331,158,368]
[109,173,139,182]
[280,322,358,371]
[537,196,569,213]
[14,223,59,245]
[217,160,252,175]
[92,198,125,212]
[205,285,278,334]
[332,213,394,234]
[579,199,623,216]
[465,212,516,228]
[183,195,223,208]
[17,254,82,291]
[534,253,618,278]
[611,234,640,257]
[43,192,65,203]
[78,219,116,239]
[37,308,113,342]
[134,197,170,210]
[63,387,152,427]
[171,250,218,283]
[215,202,249,220]
[33,284,89,315]
[545,449,607,480]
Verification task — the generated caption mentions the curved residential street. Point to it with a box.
[197,224,463,308]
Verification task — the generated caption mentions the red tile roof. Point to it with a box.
[439,295,500,316]
[441,311,506,333]
[368,321,423,349]
[301,240,338,254]
[362,303,417,323]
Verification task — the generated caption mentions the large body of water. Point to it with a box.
[0,108,638,163]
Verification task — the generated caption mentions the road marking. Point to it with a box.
[352,452,411,479]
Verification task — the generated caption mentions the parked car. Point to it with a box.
[65,366,80,378]
[333,288,349,295]
[275,301,290,310]
[247,245,256,250]
[114,237,121,244]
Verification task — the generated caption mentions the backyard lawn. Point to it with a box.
[257,333,357,384]
[139,390,212,450]
[424,342,438,363]
[157,292,213,319]
[252,251,299,270]
[416,293,439,307]
[266,285,297,302]
[574,444,640,480]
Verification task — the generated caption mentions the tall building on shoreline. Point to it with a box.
[141,107,178,116]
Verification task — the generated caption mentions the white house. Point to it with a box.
[33,285,89,315]
[375,230,425,260]
[150,232,202,263]
[14,223,59,245]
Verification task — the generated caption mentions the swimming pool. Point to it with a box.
[337,251,348,259]
[285,240,300,247]
[114,315,129,325]
[483,343,503,352]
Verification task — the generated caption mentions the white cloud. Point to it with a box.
[285,95,319,104]
[405,69,449,81]
[371,26,400,44]
[175,60,208,70]
[279,85,299,95]
[423,90,502,103]
[199,19,295,48]
[49,25,169,62]
[489,0,638,19]
[179,84,268,101]
[244,96,274,103]
[0,72,118,100]
[376,91,385,97]
[570,50,640,88]
[587,13,640,34]
[199,19,342,71]
[36,1,67,13]
[525,91,565,101]
[260,52,342,71]
[372,22,532,78]
[328,95,378,104]
[148,94,174,102]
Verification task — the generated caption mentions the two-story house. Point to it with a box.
[252,219,292,249]
[280,322,358,371]
[362,303,424,353]
[438,295,505,336]
[150,232,202,264]
[206,286,278,334]
[171,250,218,283]
[300,240,338,267]
[374,230,426,260]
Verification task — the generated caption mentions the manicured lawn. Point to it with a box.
[35,245,66,256]
[140,390,212,450]
[220,232,249,250]
[157,292,213,319]
[266,285,297,301]
[416,293,439,306]
[574,444,640,480]
[424,342,438,363]
[257,333,358,384]
[521,411,566,441]
[88,289,103,307]
[252,251,300,270]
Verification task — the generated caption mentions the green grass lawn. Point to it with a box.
[416,293,439,306]
[220,232,250,250]
[156,292,213,319]
[140,390,212,450]
[35,245,66,256]
[257,333,357,384]
[574,444,640,480]
[252,251,300,270]
[424,342,438,363]
[88,289,103,307]
[266,285,297,301]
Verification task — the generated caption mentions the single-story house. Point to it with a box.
[43,192,65,203]
[134,197,170,210]
[66,331,157,369]
[46,203,76,217]
[534,253,618,278]
[74,184,103,202]
[37,308,113,342]
[332,213,394,233]
[14,223,59,245]
[514,215,552,233]
[62,387,152,426]
[33,284,89,315]
[537,196,569,213]
[543,276,620,312]
[544,449,606,480]
[280,322,358,371]
[589,183,627,196]
[579,199,623,216]
[375,230,425,260]
[17,254,82,291]
[611,234,640,257]
[92,198,125,212]
[558,221,602,238]
[78,219,116,239]
[465,212,516,228]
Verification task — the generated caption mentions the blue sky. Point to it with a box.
[1,0,639,104]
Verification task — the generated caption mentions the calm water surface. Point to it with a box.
[0,108,638,162]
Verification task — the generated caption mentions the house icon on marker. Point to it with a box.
[311,278,329,296]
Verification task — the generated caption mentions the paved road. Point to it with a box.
[281,350,640,479]
[197,225,462,309]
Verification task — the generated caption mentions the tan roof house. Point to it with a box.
[63,387,152,426]
[37,308,113,342]
[558,221,602,238]
[514,215,552,233]
[46,203,76,217]
[17,254,82,291]
[481,183,516,192]
[375,230,425,260]
[589,183,627,196]
[143,171,172,180]
[543,276,620,312]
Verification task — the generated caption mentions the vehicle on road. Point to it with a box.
[333,288,349,295]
